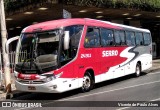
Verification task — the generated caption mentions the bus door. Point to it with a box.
[81,26,101,83]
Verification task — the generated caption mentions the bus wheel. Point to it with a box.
[82,72,94,92]
[135,63,141,77]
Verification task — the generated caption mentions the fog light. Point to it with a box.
[53,85,57,89]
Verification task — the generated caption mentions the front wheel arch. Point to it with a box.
[81,70,95,92]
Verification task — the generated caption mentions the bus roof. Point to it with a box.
[22,18,150,33]
[22,19,86,33]
[86,18,150,33]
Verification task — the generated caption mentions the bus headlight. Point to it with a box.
[43,72,63,82]
[14,71,19,78]
[45,76,55,82]
[55,72,63,78]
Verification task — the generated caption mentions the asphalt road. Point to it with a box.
[1,71,160,110]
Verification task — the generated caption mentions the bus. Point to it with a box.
[14,18,152,93]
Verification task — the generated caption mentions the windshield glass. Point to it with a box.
[21,30,59,60]
[15,25,84,74]
[15,29,60,73]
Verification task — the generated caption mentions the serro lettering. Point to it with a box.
[102,50,118,57]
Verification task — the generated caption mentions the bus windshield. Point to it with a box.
[16,29,61,74]
[15,25,84,74]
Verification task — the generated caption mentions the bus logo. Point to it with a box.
[102,50,118,57]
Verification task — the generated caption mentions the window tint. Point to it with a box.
[144,33,151,45]
[84,27,100,47]
[114,30,126,45]
[135,32,143,45]
[100,28,114,46]
[126,31,135,46]
[65,25,83,48]
[60,25,83,66]
[119,31,126,45]
[114,31,121,45]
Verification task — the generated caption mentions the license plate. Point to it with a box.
[28,86,36,90]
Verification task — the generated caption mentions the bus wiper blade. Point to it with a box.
[20,57,28,73]
[32,61,43,74]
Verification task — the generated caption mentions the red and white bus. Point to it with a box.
[14,18,152,93]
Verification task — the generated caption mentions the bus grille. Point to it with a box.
[18,80,45,84]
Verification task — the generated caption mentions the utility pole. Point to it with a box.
[0,0,12,98]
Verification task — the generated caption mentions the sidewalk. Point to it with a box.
[0,59,160,100]
[148,59,160,72]
[0,72,16,100]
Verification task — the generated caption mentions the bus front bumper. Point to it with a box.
[15,79,64,93]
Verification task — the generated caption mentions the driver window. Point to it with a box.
[84,27,100,48]
[60,25,84,66]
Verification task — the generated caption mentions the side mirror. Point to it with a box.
[6,36,19,53]
[64,31,70,50]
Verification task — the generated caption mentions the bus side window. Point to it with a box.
[135,32,143,46]
[114,30,126,46]
[114,31,121,45]
[100,28,114,46]
[144,33,151,45]
[61,25,83,64]
[119,31,126,45]
[84,27,100,48]
[126,31,135,46]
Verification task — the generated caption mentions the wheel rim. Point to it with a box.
[82,75,91,89]
[136,66,140,76]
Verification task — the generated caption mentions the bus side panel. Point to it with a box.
[77,25,102,84]
[136,45,152,71]
[77,48,101,83]
[123,45,152,76]
[119,47,138,75]
[100,47,128,81]
[55,62,80,91]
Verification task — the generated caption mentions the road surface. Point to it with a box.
[1,71,160,110]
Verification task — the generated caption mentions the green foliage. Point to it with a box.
[4,0,46,12]
[109,0,160,11]
[4,0,160,12]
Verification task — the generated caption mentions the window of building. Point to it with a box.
[126,31,135,46]
[135,32,143,46]
[84,27,100,47]
[100,28,114,46]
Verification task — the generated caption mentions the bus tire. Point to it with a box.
[81,71,94,92]
[135,63,141,77]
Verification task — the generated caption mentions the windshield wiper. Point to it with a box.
[20,53,43,74]
[20,55,28,73]
[20,35,43,74]
[30,35,43,74]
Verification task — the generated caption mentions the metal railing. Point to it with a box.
[0,51,27,87]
